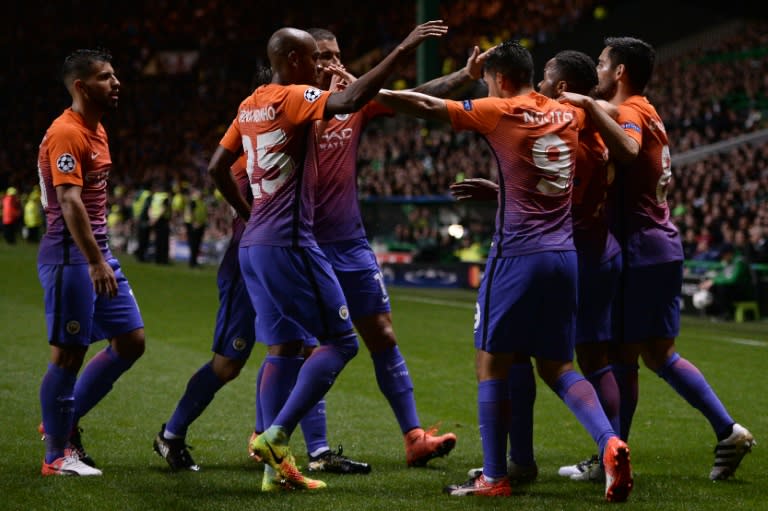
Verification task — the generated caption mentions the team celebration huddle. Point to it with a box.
[34,15,755,504]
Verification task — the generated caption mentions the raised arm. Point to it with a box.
[559,92,639,165]
[413,45,494,98]
[324,20,447,117]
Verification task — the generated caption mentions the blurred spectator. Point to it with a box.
[2,187,22,244]
[698,244,756,319]
[23,186,44,243]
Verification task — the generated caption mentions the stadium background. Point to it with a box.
[2,0,768,314]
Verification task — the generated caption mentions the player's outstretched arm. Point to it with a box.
[324,20,448,117]
[559,92,639,164]
[413,45,495,98]
[449,178,498,202]
[208,145,251,221]
[375,88,450,122]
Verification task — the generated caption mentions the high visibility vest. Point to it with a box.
[24,197,43,228]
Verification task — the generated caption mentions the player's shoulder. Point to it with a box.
[46,110,87,144]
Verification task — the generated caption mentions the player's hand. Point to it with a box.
[449,178,498,201]
[465,45,496,80]
[89,260,118,297]
[327,63,356,92]
[397,20,448,53]
[558,91,592,108]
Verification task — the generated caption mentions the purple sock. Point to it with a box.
[585,365,621,437]
[507,363,536,466]
[656,353,734,439]
[259,355,304,430]
[478,379,509,479]
[165,362,224,437]
[272,333,358,434]
[613,363,639,441]
[254,359,266,433]
[73,345,135,422]
[372,346,419,434]
[299,399,329,455]
[553,370,614,455]
[40,363,77,463]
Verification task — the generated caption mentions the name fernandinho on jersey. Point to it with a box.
[240,106,276,123]
[523,109,574,125]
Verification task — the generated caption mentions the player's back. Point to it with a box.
[448,92,581,257]
[37,108,112,264]
[225,83,329,248]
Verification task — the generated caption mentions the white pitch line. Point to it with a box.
[722,337,768,347]
[396,295,475,310]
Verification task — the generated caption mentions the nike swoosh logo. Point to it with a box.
[91,152,99,159]
[386,360,406,371]
[264,440,284,464]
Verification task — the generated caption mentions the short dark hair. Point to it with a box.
[62,48,112,87]
[251,65,273,89]
[483,40,534,88]
[604,36,655,93]
[306,28,336,42]
[552,50,597,96]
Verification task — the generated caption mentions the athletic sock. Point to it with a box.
[72,345,135,422]
[553,370,614,455]
[506,363,536,466]
[478,379,509,480]
[612,362,639,441]
[272,333,358,434]
[165,362,225,438]
[585,365,621,437]
[40,363,77,463]
[258,355,304,430]
[656,353,734,439]
[372,345,419,433]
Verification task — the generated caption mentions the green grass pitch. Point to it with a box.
[1,242,766,510]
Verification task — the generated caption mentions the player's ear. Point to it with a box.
[556,80,568,95]
[286,49,298,67]
[615,63,625,81]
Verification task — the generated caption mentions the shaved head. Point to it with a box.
[266,27,320,86]
[267,27,316,66]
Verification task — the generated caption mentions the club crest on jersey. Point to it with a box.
[56,153,76,173]
[304,87,322,103]
[463,99,473,111]
[334,113,350,121]
[66,320,81,335]
[338,305,349,320]
[232,337,247,351]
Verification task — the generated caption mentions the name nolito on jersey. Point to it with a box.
[523,109,574,125]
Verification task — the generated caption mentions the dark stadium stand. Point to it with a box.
[2,1,767,314]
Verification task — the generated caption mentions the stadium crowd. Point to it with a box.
[1,3,767,267]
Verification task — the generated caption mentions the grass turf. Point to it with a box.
[1,242,765,510]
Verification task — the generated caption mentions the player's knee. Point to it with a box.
[333,332,359,362]
[356,315,397,353]
[211,356,245,382]
[112,328,145,361]
[50,344,87,372]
